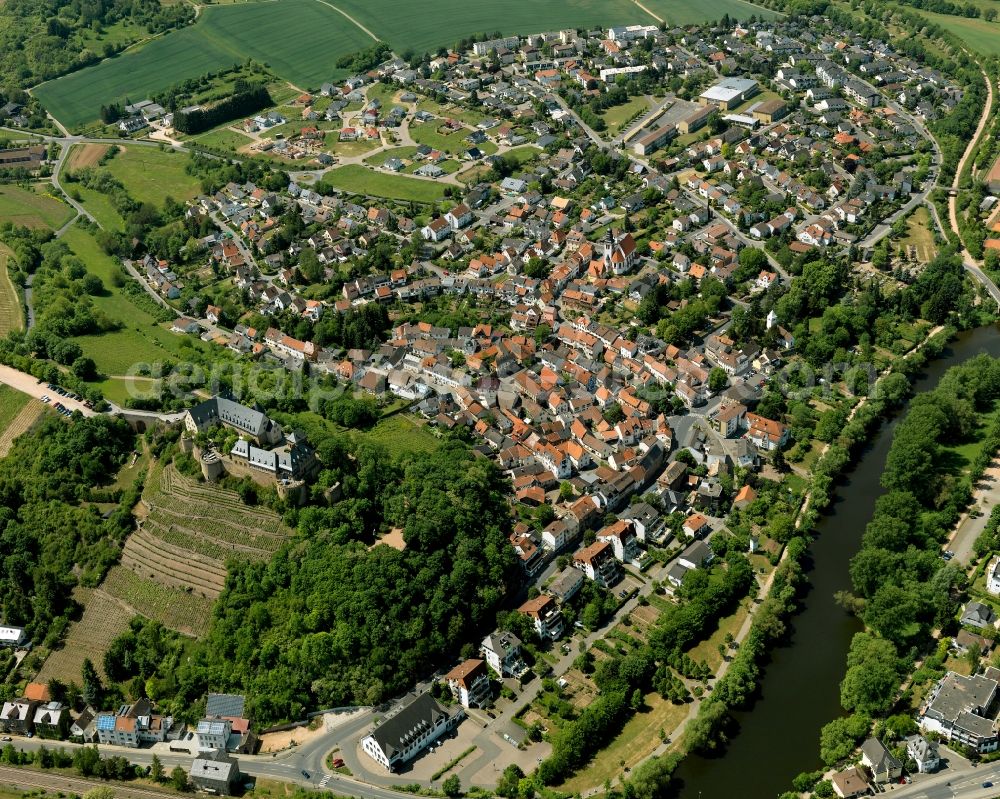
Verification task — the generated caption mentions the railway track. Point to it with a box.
[0,764,180,799]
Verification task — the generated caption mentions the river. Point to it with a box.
[671,324,1000,799]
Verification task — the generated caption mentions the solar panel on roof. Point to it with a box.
[96,715,115,731]
[205,693,245,718]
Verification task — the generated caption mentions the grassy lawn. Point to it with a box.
[0,244,23,336]
[0,184,73,230]
[365,146,420,166]
[104,146,202,206]
[686,597,754,672]
[601,96,649,135]
[34,0,374,129]
[361,413,441,457]
[901,206,938,264]
[938,399,1000,478]
[321,164,446,203]
[191,126,256,153]
[409,122,474,154]
[556,692,689,793]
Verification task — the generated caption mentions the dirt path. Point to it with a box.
[948,61,995,266]
[0,363,96,415]
[311,0,382,41]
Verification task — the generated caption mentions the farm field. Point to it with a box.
[0,245,22,336]
[321,164,447,203]
[0,385,30,437]
[907,9,1000,54]
[332,0,655,54]
[35,588,134,683]
[104,146,202,207]
[0,184,73,230]
[34,0,375,129]
[639,0,780,23]
[107,456,291,634]
[65,143,110,171]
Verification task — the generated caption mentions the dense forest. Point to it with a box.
[0,415,136,658]
[0,0,193,93]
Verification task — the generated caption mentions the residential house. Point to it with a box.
[904,734,939,773]
[831,766,871,799]
[444,659,492,708]
[920,670,1000,753]
[597,519,641,564]
[518,594,565,641]
[481,632,526,678]
[573,540,621,588]
[860,738,901,785]
[190,750,241,796]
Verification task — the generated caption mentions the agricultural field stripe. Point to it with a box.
[311,0,382,41]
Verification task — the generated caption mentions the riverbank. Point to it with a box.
[672,323,1000,798]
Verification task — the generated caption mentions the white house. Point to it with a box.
[481,632,526,678]
[443,659,492,708]
[905,735,940,773]
[987,557,1000,596]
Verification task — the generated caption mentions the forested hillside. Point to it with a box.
[114,441,522,724]
[0,416,136,651]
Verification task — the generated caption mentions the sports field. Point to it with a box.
[34,0,375,129]
[321,164,447,203]
[0,185,73,230]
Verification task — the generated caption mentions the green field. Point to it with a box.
[34,0,375,129]
[638,0,780,23]
[0,184,73,230]
[906,9,1000,55]
[321,164,446,203]
[601,96,650,135]
[333,0,655,53]
[60,226,209,375]
[362,414,441,457]
[104,146,203,206]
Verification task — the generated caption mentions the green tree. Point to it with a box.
[170,765,189,791]
[442,774,462,797]
[150,754,164,783]
[840,633,901,716]
[708,368,728,393]
[819,713,871,765]
[81,658,103,708]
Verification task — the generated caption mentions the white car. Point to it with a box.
[40,395,50,403]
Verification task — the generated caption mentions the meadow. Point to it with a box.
[321,164,447,203]
[61,226,209,376]
[104,146,203,206]
[0,385,30,436]
[907,9,1000,55]
[0,185,73,230]
[34,0,374,129]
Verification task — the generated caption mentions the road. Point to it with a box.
[883,761,1000,799]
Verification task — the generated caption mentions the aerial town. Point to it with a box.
[2,2,1000,799]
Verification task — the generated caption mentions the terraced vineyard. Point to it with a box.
[101,566,215,638]
[107,456,292,636]
[36,588,133,683]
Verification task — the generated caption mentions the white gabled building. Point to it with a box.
[361,692,463,771]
